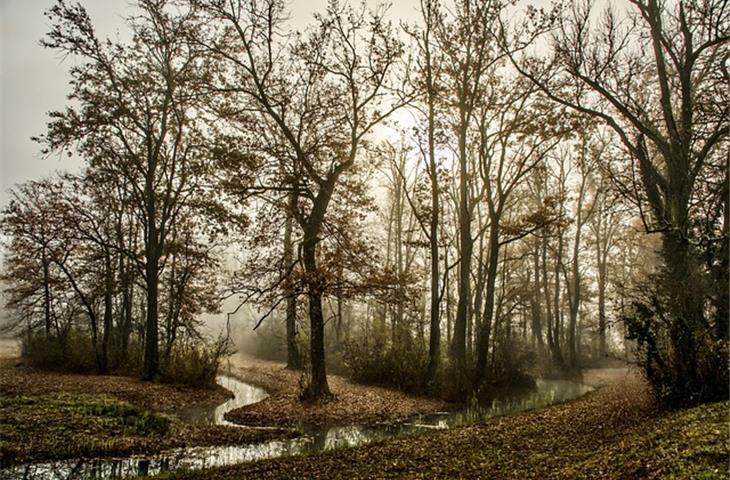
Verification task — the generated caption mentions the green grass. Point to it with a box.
[580,400,729,479]
[0,393,169,465]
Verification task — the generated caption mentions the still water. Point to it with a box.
[1,375,592,479]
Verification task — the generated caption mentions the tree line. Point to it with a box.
[1,0,727,406]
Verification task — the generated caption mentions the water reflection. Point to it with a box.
[0,377,592,480]
[174,374,268,426]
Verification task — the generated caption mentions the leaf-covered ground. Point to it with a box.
[0,347,448,467]
[0,357,229,412]
[160,369,729,479]
[0,356,294,465]
[222,354,449,427]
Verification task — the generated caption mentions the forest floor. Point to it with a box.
[0,343,293,466]
[160,367,730,480]
[221,353,449,427]
[2,341,727,478]
[0,345,448,467]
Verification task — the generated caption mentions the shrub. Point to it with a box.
[159,335,232,388]
[623,285,729,407]
[21,334,64,369]
[22,330,97,372]
[490,336,537,381]
[343,322,429,395]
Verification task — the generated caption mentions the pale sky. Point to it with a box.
[1,1,128,208]
[0,0,435,209]
[0,0,558,210]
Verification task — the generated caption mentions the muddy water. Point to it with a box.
[0,374,592,480]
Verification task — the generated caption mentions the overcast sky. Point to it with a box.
[0,0,436,210]
[1,1,124,208]
[0,0,561,210]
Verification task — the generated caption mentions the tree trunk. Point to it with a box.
[471,230,486,360]
[100,252,113,374]
[452,114,472,377]
[163,251,177,360]
[42,253,52,340]
[475,220,499,386]
[426,185,441,385]
[422,7,441,388]
[143,224,160,380]
[394,168,405,341]
[596,253,607,358]
[542,237,564,368]
[296,177,337,400]
[302,232,331,398]
[566,224,582,371]
[119,220,135,362]
[121,272,133,362]
[283,190,302,370]
[531,246,544,353]
[663,231,700,395]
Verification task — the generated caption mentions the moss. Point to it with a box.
[0,393,170,465]
[0,391,299,467]
[74,399,170,436]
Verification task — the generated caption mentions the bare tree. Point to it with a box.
[510,0,729,404]
[196,0,403,399]
[473,77,563,385]
[38,0,210,380]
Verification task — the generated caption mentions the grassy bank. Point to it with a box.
[1,393,168,464]
[0,358,295,466]
[158,371,729,479]
[0,350,448,467]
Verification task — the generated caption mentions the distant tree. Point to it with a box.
[473,77,565,386]
[1,179,69,343]
[2,174,121,372]
[588,164,621,359]
[159,212,222,360]
[52,173,121,373]
[512,0,729,404]
[436,0,503,380]
[403,0,446,389]
[561,132,601,371]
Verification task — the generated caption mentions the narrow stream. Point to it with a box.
[174,374,269,427]
[1,375,592,480]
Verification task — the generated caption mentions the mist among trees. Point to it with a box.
[1,0,727,434]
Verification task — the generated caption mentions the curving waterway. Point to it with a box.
[1,374,593,480]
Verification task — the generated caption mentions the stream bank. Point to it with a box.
[221,354,450,427]
[2,347,651,480]
[1,369,596,479]
[156,368,730,480]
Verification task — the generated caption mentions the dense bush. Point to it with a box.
[159,336,232,388]
[21,330,231,389]
[623,283,729,407]
[22,331,97,372]
[343,323,429,395]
